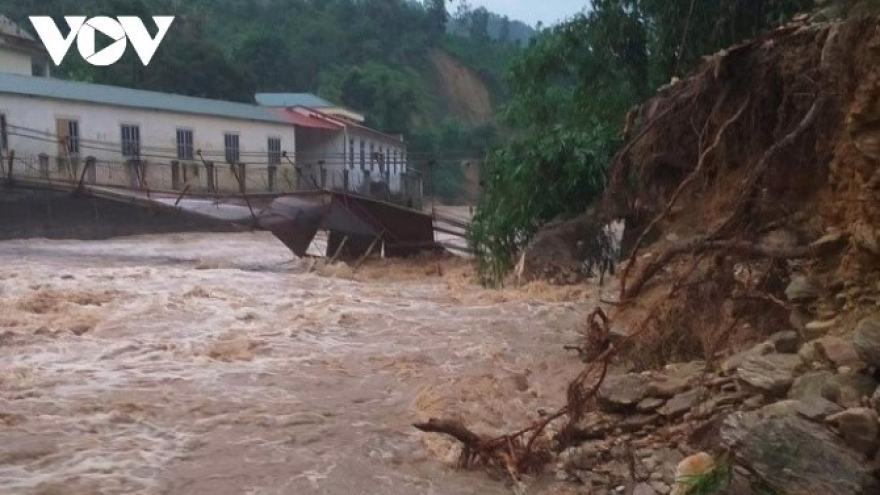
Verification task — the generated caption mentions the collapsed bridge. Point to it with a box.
[2,170,469,260]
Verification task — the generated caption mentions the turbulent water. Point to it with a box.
[0,233,593,495]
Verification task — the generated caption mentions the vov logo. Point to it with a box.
[29,16,175,67]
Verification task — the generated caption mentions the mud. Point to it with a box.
[0,232,592,495]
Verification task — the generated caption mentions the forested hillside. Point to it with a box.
[0,0,526,196]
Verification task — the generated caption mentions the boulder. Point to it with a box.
[789,371,835,401]
[853,316,880,367]
[634,483,657,495]
[796,396,844,421]
[768,331,800,354]
[827,408,880,458]
[637,397,666,413]
[824,373,878,409]
[786,275,821,302]
[722,342,774,374]
[721,410,879,495]
[871,387,880,414]
[597,374,650,412]
[816,336,867,371]
[659,388,705,418]
[737,353,803,397]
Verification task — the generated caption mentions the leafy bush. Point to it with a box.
[470,124,618,285]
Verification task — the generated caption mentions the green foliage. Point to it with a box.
[470,0,813,284]
[675,461,733,495]
[318,63,425,134]
[409,120,499,200]
[471,124,618,285]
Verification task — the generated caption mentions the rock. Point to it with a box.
[618,414,659,433]
[805,318,838,340]
[799,340,834,371]
[789,371,835,401]
[646,377,691,399]
[559,441,608,471]
[598,374,650,412]
[796,396,844,421]
[816,336,867,371]
[852,222,880,255]
[768,331,800,354]
[742,394,766,410]
[853,316,880,367]
[827,408,880,458]
[637,397,666,413]
[659,388,704,418]
[650,482,671,495]
[871,387,880,414]
[824,373,878,409]
[737,353,802,397]
[786,275,821,302]
[721,410,879,495]
[722,342,774,374]
[760,400,801,417]
[633,483,657,495]
[670,452,714,495]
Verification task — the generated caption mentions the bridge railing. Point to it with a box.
[1,151,424,208]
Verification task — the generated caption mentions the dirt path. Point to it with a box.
[0,233,591,495]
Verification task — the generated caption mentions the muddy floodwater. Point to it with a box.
[0,232,594,495]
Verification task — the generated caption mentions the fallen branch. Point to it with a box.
[413,418,485,447]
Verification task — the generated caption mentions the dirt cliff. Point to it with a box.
[428,49,494,126]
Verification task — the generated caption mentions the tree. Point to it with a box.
[468,7,490,42]
[499,16,511,44]
[426,0,448,42]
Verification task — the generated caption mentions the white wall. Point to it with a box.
[0,48,33,76]
[345,127,407,194]
[0,94,297,193]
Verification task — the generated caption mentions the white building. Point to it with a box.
[0,72,298,193]
[256,93,410,194]
[0,16,415,200]
[0,15,49,77]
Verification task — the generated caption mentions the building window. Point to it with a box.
[348,139,354,169]
[224,133,240,164]
[56,118,79,155]
[369,142,375,172]
[176,129,194,160]
[268,137,282,166]
[393,150,398,174]
[359,140,365,171]
[67,120,80,155]
[121,124,140,158]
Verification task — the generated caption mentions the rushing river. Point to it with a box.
[0,232,593,495]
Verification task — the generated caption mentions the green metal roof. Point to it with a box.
[0,72,288,124]
[255,93,334,108]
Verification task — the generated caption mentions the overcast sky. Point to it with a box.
[470,0,588,27]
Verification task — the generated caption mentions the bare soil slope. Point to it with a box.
[428,49,493,126]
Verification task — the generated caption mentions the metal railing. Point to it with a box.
[1,150,424,208]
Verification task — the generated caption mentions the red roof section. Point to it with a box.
[270,107,343,130]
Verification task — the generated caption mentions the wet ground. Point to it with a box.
[0,232,594,495]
